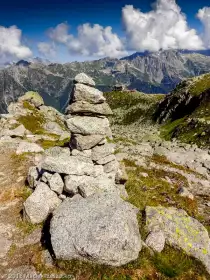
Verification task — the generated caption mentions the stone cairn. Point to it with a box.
[23,73,141,266]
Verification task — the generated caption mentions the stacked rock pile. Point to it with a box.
[23,73,141,266]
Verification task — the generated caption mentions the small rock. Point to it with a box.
[41,250,54,267]
[49,173,64,195]
[27,166,39,188]
[92,143,115,162]
[74,73,95,87]
[70,134,104,151]
[16,141,44,155]
[145,231,165,252]
[44,146,71,157]
[24,182,61,224]
[41,171,53,183]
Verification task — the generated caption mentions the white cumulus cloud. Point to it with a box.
[47,22,127,58]
[197,7,210,48]
[122,0,204,52]
[0,25,32,62]
[38,42,56,57]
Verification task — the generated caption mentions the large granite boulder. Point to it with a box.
[146,206,210,274]
[50,193,141,266]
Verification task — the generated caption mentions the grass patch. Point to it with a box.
[189,74,210,96]
[38,137,70,149]
[16,220,41,236]
[160,117,186,140]
[124,160,198,218]
[151,154,206,179]
[55,245,209,279]
[8,243,17,257]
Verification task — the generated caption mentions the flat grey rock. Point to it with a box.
[66,116,110,136]
[16,141,44,155]
[92,143,115,162]
[44,146,71,157]
[42,155,95,176]
[50,193,141,266]
[70,134,104,151]
[67,101,113,115]
[64,173,116,197]
[72,83,105,104]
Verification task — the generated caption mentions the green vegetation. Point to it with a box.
[104,91,164,125]
[55,245,209,279]
[16,220,41,236]
[189,74,210,96]
[17,103,47,135]
[38,137,70,149]
[123,159,198,218]
[151,154,206,179]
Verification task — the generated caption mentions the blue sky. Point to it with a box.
[0,0,210,62]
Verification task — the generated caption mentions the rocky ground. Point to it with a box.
[0,74,209,280]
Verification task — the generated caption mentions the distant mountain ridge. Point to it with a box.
[1,50,210,113]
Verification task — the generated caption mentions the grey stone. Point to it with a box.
[71,149,92,159]
[44,146,71,157]
[42,155,95,176]
[49,173,64,195]
[27,166,39,188]
[50,193,141,266]
[145,231,165,253]
[74,73,95,87]
[146,206,210,274]
[92,143,115,162]
[67,101,113,115]
[104,159,119,174]
[64,175,79,195]
[64,174,116,197]
[66,116,110,136]
[1,124,27,138]
[59,194,67,201]
[70,134,104,151]
[73,83,105,104]
[41,171,53,183]
[16,141,44,155]
[96,154,116,165]
[44,121,65,135]
[24,182,61,224]
[116,184,129,199]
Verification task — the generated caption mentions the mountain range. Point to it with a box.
[1,49,210,113]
